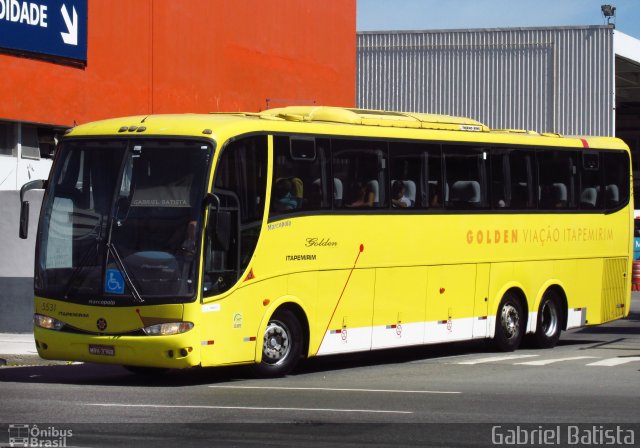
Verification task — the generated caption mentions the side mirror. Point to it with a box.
[205,193,234,251]
[19,179,47,239]
[19,201,30,239]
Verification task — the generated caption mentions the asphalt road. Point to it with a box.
[0,296,638,447]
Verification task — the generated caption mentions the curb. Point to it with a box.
[0,354,73,367]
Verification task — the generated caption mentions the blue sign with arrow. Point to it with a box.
[0,0,87,62]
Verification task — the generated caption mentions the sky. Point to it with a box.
[357,0,640,39]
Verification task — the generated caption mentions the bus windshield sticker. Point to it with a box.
[104,269,125,295]
[45,197,74,269]
[130,185,191,207]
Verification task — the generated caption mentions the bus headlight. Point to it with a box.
[34,314,65,331]
[142,322,194,336]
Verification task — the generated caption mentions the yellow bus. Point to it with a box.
[20,106,632,376]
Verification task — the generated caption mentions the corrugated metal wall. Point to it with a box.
[357,26,614,136]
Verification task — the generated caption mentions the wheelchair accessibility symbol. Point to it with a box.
[105,269,125,294]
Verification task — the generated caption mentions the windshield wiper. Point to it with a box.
[62,238,98,299]
[106,242,144,303]
[62,213,106,299]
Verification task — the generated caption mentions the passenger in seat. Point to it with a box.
[345,181,372,208]
[391,180,411,208]
[273,178,298,211]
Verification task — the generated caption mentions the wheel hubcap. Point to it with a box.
[501,303,520,339]
[540,300,559,337]
[262,320,291,365]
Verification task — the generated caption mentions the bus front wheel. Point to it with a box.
[494,293,524,352]
[254,309,303,377]
[531,291,562,348]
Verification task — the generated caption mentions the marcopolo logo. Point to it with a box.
[7,424,73,447]
[96,318,107,332]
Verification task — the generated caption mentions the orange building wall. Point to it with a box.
[0,0,355,127]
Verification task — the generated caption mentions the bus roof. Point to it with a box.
[65,106,628,151]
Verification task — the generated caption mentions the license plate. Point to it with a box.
[89,344,115,356]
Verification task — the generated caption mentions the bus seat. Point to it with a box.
[605,184,619,204]
[333,178,343,207]
[451,180,481,206]
[552,183,567,207]
[512,182,530,208]
[367,180,379,207]
[580,187,598,208]
[402,179,416,206]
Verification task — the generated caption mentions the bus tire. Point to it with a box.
[493,292,524,352]
[532,291,562,349]
[254,309,303,377]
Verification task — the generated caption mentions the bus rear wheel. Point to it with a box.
[494,293,524,352]
[254,309,303,377]
[532,291,562,348]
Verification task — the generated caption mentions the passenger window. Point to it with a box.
[444,145,488,209]
[537,150,578,210]
[332,139,387,209]
[603,151,630,210]
[580,152,602,210]
[490,149,536,209]
[21,125,41,160]
[270,136,330,216]
[389,142,441,209]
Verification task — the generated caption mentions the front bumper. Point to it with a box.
[33,326,201,369]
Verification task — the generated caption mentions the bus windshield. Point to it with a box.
[35,138,212,306]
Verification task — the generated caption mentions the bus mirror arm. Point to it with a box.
[203,192,217,210]
[19,179,47,240]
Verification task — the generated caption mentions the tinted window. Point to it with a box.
[270,136,330,216]
[444,145,488,209]
[332,139,387,208]
[603,151,630,210]
[537,150,578,209]
[490,149,536,209]
[389,142,441,209]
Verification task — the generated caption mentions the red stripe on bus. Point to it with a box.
[317,244,364,352]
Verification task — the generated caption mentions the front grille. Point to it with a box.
[60,325,146,337]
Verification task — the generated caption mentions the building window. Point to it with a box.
[0,122,17,157]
